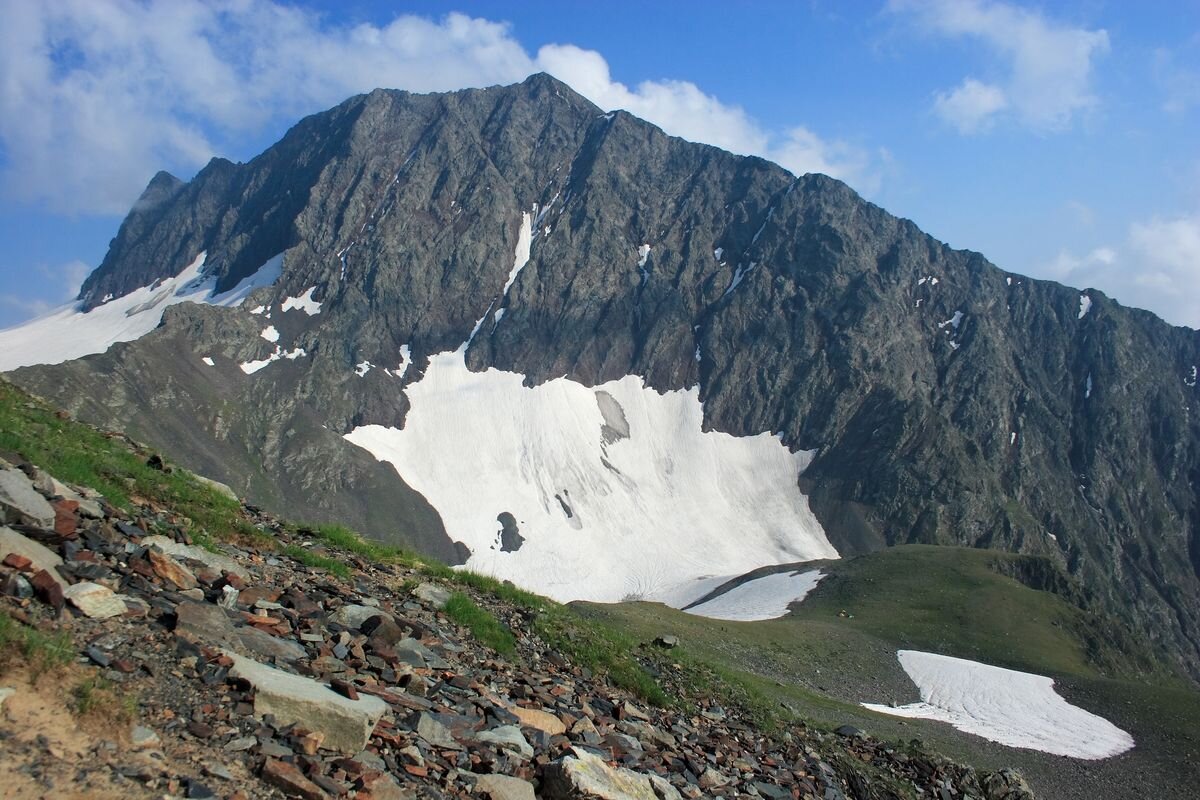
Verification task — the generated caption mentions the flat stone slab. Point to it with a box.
[0,470,55,529]
[141,535,248,578]
[0,526,68,590]
[506,703,566,735]
[63,581,127,619]
[226,651,387,754]
[475,774,536,800]
[543,747,681,800]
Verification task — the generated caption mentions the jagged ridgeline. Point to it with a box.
[5,74,1199,677]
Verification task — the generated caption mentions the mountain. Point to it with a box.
[3,74,1198,679]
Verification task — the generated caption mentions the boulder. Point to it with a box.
[543,747,682,800]
[227,652,387,754]
[0,468,55,529]
[63,581,127,619]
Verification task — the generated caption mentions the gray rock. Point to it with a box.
[416,712,463,751]
[175,601,240,649]
[474,774,537,800]
[473,725,533,759]
[189,472,239,502]
[0,527,68,590]
[0,687,14,710]
[237,625,306,662]
[330,603,389,630]
[0,468,55,529]
[226,651,387,754]
[543,747,681,800]
[130,725,161,749]
[64,581,127,619]
[413,582,451,610]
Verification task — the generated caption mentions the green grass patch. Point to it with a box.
[444,592,516,655]
[282,545,351,579]
[0,611,74,679]
[0,379,269,549]
[534,603,669,707]
[73,674,136,721]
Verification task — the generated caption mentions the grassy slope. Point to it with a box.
[583,546,1200,799]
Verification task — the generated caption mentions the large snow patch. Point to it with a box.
[862,650,1134,759]
[681,570,825,621]
[344,350,838,603]
[0,253,283,371]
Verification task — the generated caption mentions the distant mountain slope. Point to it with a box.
[5,74,1199,677]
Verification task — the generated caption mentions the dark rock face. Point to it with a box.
[10,74,1200,676]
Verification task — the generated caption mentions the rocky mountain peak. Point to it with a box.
[5,77,1200,683]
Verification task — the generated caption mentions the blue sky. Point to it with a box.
[1,0,1197,329]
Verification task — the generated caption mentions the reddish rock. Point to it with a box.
[239,586,281,606]
[30,569,64,610]
[147,547,199,590]
[261,759,326,800]
[2,553,33,571]
[51,499,79,537]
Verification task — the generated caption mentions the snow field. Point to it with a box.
[862,650,1134,759]
[344,350,838,603]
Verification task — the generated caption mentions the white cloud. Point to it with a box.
[1044,214,1200,329]
[535,44,876,189]
[0,1,880,216]
[892,0,1109,133]
[933,78,1008,132]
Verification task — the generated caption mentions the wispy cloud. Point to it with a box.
[891,0,1109,133]
[1043,212,1200,329]
[0,1,882,217]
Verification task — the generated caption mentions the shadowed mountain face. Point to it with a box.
[10,74,1200,675]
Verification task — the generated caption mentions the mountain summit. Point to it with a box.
[4,74,1199,676]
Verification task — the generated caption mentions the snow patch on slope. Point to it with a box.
[0,252,283,372]
[240,346,307,375]
[683,570,825,621]
[282,286,322,315]
[1078,294,1092,319]
[344,350,838,603]
[862,650,1134,760]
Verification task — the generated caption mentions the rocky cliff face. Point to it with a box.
[10,74,1200,676]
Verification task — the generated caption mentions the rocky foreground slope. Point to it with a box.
[6,74,1198,678]
[0,386,1034,799]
